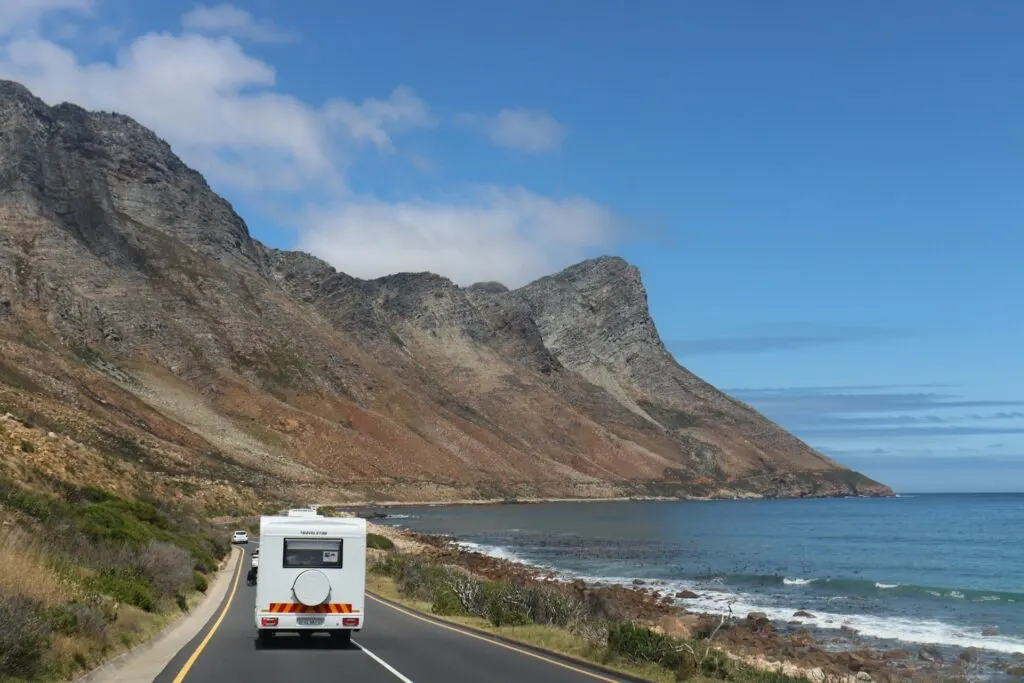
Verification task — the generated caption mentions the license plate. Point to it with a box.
[297,617,324,626]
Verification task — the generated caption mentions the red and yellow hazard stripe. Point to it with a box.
[266,603,356,614]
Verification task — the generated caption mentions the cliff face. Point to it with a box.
[0,80,892,503]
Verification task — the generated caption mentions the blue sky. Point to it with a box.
[1,1,1020,492]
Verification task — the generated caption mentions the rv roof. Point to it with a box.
[259,515,366,538]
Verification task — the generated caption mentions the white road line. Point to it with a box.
[354,640,416,683]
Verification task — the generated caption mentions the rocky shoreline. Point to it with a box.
[333,488,895,512]
[364,521,1023,683]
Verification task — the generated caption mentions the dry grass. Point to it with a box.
[367,574,676,683]
[0,525,218,681]
[0,410,231,681]
[0,527,78,607]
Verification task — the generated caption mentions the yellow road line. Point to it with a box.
[366,594,622,682]
[172,547,244,683]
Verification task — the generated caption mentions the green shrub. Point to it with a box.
[372,552,812,682]
[0,592,51,680]
[46,605,79,635]
[20,439,35,453]
[369,551,404,576]
[0,470,232,680]
[367,532,395,550]
[607,622,681,670]
[88,569,160,613]
[476,582,532,627]
[523,583,588,629]
[381,555,449,604]
[430,584,467,616]
[46,603,108,639]
[79,484,116,504]
[169,533,219,573]
[376,554,586,629]
[0,476,68,521]
[76,502,155,545]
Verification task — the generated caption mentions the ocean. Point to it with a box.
[371,494,1024,658]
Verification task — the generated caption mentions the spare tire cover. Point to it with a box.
[292,569,331,606]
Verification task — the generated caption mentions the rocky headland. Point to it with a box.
[0,78,892,505]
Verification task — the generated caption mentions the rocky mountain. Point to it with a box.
[0,80,893,505]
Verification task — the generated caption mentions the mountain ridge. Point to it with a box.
[0,79,893,505]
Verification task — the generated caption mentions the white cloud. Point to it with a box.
[464,107,568,153]
[296,187,620,287]
[324,85,434,152]
[0,0,92,38]
[0,30,430,192]
[0,5,621,285]
[181,3,298,44]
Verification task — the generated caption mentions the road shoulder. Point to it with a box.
[75,545,243,683]
[366,592,648,683]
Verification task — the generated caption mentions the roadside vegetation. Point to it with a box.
[0,418,230,682]
[369,552,808,682]
[366,532,395,550]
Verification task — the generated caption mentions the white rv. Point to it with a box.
[254,514,367,646]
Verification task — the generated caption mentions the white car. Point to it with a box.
[232,530,249,544]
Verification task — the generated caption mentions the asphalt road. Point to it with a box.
[154,542,636,683]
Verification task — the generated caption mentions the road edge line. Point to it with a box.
[74,546,243,683]
[353,640,416,683]
[366,592,648,683]
[171,543,246,682]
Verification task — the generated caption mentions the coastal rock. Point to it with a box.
[745,612,774,633]
[694,614,731,638]
[0,77,894,503]
[794,610,817,618]
[414,529,960,683]
[982,627,999,637]
[805,668,826,683]
[676,589,699,599]
[790,629,817,647]
[881,650,912,661]
[654,614,699,639]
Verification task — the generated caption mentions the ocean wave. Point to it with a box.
[454,541,536,566]
[572,573,1024,654]
[448,540,1024,654]
[721,573,1022,604]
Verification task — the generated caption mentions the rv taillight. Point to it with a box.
[261,617,279,627]
[342,617,360,627]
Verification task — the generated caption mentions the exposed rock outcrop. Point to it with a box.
[0,79,893,502]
